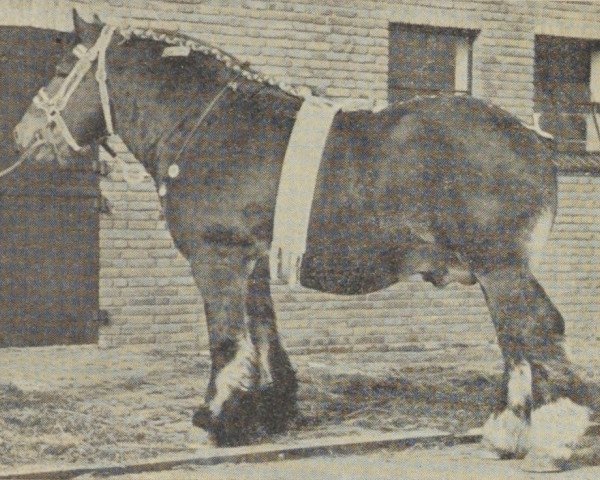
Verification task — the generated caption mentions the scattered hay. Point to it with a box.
[294,367,500,434]
[1,348,597,469]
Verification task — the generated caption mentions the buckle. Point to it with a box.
[73,44,89,59]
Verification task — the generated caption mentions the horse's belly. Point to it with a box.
[299,208,402,295]
[299,246,401,295]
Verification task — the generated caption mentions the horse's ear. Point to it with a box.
[72,9,102,44]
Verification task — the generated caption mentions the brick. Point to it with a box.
[127,277,156,288]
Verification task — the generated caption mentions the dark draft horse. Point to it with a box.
[13,11,595,471]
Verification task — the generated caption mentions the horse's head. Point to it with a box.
[13,10,115,167]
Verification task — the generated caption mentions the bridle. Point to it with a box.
[0,25,116,178]
[4,23,243,187]
[33,25,116,152]
[34,25,116,152]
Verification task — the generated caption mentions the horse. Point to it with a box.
[12,11,595,471]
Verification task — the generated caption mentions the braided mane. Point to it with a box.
[119,26,308,99]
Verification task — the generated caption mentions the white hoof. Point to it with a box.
[528,397,592,466]
[481,409,530,459]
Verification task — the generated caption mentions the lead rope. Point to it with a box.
[0,155,29,178]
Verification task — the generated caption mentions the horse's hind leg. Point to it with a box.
[247,255,298,434]
[477,265,592,471]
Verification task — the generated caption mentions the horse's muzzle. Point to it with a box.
[13,123,29,154]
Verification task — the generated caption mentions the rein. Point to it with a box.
[0,131,60,179]
[0,154,29,178]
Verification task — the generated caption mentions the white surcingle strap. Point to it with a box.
[270,96,340,285]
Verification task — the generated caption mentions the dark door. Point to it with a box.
[0,26,100,347]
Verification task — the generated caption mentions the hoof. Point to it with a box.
[478,448,515,461]
[522,452,567,473]
[481,409,530,460]
[192,404,212,430]
[192,384,298,447]
[256,384,298,435]
[191,391,257,447]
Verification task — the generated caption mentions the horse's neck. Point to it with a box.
[110,64,225,181]
[109,51,302,188]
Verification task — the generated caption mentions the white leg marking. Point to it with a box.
[529,397,592,461]
[482,361,533,457]
[209,335,257,416]
[482,409,530,458]
[258,340,273,387]
[526,208,553,272]
[507,360,532,409]
[254,324,273,387]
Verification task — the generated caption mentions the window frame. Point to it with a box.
[388,23,477,103]
[587,48,600,152]
[534,35,600,153]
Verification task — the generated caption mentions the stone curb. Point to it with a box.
[0,429,482,480]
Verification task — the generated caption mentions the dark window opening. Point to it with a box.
[534,35,600,153]
[388,23,476,103]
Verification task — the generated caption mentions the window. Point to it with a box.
[534,35,600,153]
[388,23,476,103]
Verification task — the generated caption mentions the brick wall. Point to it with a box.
[95,140,205,348]
[10,1,600,354]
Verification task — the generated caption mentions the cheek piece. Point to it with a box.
[31,25,116,153]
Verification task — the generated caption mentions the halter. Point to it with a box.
[32,25,116,152]
[4,24,245,184]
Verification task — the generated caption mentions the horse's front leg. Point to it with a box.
[247,255,298,434]
[188,244,262,446]
[477,266,593,471]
